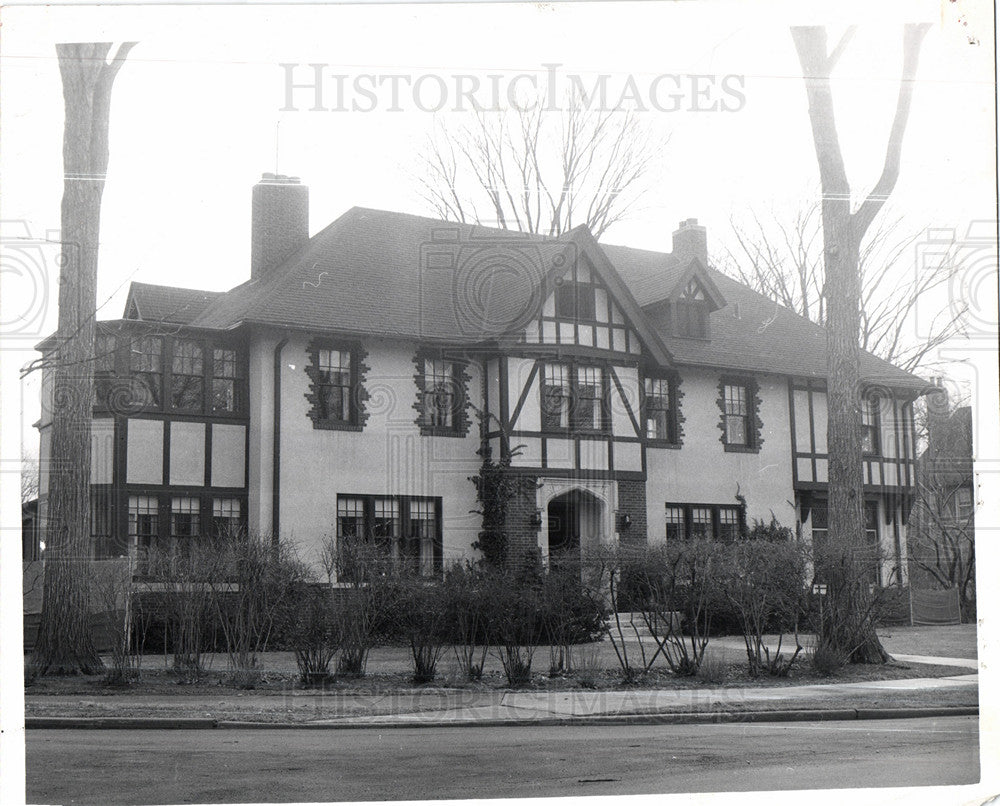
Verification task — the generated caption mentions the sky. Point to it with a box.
[0,2,997,802]
[1,0,995,445]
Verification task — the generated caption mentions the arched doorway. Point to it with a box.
[546,489,604,560]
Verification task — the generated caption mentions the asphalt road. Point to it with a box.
[26,716,979,804]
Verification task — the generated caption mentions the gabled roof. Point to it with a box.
[125,282,223,325]
[603,241,924,390]
[188,208,672,365]
[664,258,727,311]
[120,206,924,391]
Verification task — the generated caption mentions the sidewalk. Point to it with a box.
[24,653,978,730]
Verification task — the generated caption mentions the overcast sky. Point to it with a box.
[2,0,997,452]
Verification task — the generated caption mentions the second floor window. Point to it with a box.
[542,364,571,430]
[541,362,606,432]
[212,348,242,413]
[171,339,204,410]
[722,383,749,446]
[420,359,457,429]
[318,349,353,422]
[643,377,678,442]
[861,396,880,455]
[130,336,163,408]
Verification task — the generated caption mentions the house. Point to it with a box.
[907,396,976,617]
[34,173,928,584]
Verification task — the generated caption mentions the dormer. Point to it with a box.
[647,261,727,340]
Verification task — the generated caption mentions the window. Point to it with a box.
[718,507,742,542]
[719,377,762,452]
[542,364,571,430]
[307,340,370,431]
[690,507,714,540]
[573,366,604,431]
[335,494,442,578]
[171,339,204,410]
[212,497,243,537]
[723,384,749,446]
[129,495,160,567]
[318,349,353,422]
[212,348,242,413]
[665,506,686,540]
[675,279,709,338]
[541,362,606,432]
[171,496,201,538]
[94,333,117,408]
[407,499,437,574]
[861,396,880,455]
[372,498,400,556]
[130,336,163,408]
[421,359,456,429]
[644,377,677,442]
[555,281,596,320]
[337,497,366,543]
[666,503,747,542]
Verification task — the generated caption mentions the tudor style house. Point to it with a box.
[34,174,928,585]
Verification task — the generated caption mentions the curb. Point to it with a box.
[25,705,978,731]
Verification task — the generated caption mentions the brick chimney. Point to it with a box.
[672,218,707,267]
[251,173,309,281]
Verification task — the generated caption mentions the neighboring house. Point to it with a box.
[34,174,928,584]
[908,400,976,616]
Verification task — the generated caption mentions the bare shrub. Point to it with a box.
[628,541,723,676]
[441,562,489,681]
[210,529,305,688]
[483,567,538,687]
[389,570,450,685]
[88,559,139,685]
[332,540,396,678]
[723,531,808,677]
[538,557,606,676]
[286,583,342,684]
[145,541,221,683]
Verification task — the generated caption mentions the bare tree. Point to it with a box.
[21,449,39,505]
[722,202,967,372]
[791,23,931,664]
[30,41,136,677]
[413,99,664,238]
[909,397,976,620]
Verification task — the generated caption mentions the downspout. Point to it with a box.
[272,336,289,544]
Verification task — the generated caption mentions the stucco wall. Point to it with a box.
[250,332,483,574]
[645,367,796,541]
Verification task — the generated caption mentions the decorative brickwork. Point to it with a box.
[304,337,371,431]
[717,374,764,454]
[411,347,473,438]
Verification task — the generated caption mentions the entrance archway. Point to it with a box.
[546,489,604,560]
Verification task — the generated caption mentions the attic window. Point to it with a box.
[674,279,709,339]
[555,282,596,320]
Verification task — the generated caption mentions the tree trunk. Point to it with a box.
[792,24,929,664]
[30,42,135,676]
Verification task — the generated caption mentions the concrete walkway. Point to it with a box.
[24,652,978,729]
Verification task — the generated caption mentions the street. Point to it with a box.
[26,716,979,804]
